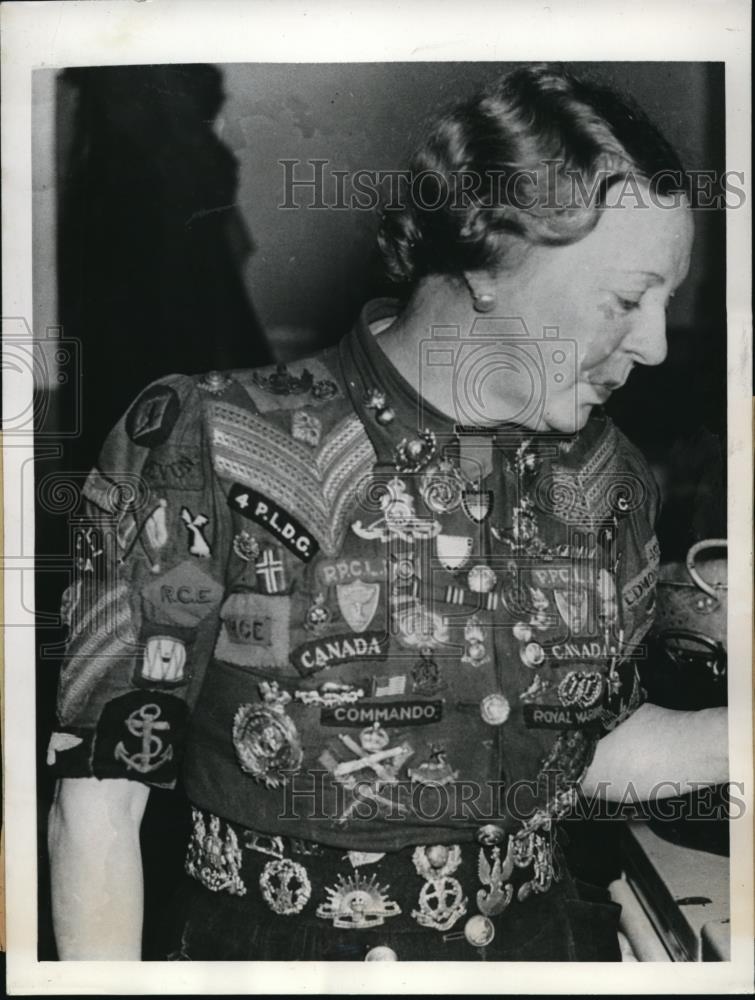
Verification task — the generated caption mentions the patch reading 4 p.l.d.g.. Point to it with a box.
[214,591,291,669]
[227,483,318,563]
[143,447,204,490]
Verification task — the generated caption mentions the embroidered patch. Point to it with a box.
[336,580,380,633]
[316,556,387,587]
[141,561,223,627]
[227,483,318,563]
[291,410,322,448]
[522,704,604,729]
[214,592,291,669]
[622,536,661,610]
[290,631,389,676]
[143,447,204,490]
[180,506,212,558]
[141,635,187,685]
[93,690,187,782]
[321,700,443,728]
[211,406,374,557]
[125,384,180,448]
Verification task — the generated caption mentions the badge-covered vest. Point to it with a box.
[182,345,659,851]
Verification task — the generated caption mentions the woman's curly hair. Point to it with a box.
[378,64,688,284]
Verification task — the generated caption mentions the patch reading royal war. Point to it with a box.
[227,483,319,562]
[321,700,443,727]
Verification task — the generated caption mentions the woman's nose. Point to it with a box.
[625,308,668,367]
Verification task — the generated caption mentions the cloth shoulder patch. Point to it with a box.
[125,383,181,448]
[93,690,187,785]
[214,591,291,670]
[141,561,223,627]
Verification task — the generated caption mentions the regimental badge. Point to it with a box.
[407,746,459,786]
[411,844,467,931]
[227,484,319,563]
[320,732,413,825]
[553,588,589,635]
[519,674,552,704]
[461,488,493,524]
[477,839,515,916]
[114,703,173,774]
[316,873,401,929]
[351,477,441,544]
[291,410,322,448]
[336,580,380,633]
[436,534,474,571]
[597,568,619,627]
[304,592,332,633]
[232,682,303,787]
[558,670,604,709]
[197,371,232,395]
[393,601,449,649]
[411,650,446,695]
[233,530,261,563]
[461,615,490,666]
[467,565,497,593]
[141,636,187,684]
[515,831,556,902]
[180,507,212,558]
[185,808,246,896]
[142,499,169,573]
[94,692,187,781]
[125,384,180,448]
[259,858,312,915]
[480,693,511,726]
[252,363,314,395]
[394,430,438,474]
[294,680,364,707]
[420,459,464,515]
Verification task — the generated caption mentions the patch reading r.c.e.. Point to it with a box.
[126,384,181,448]
[227,483,319,563]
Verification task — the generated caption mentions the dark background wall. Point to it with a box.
[34,61,726,959]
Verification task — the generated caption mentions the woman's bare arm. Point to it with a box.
[48,777,150,959]
[581,702,728,801]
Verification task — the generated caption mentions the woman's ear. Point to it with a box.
[463,271,498,313]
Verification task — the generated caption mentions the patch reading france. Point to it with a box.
[227,483,318,563]
[214,592,291,670]
[321,700,443,727]
[125,384,180,448]
[290,631,389,676]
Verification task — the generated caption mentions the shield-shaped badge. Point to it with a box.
[461,489,493,523]
[553,588,589,635]
[436,534,474,571]
[336,580,380,633]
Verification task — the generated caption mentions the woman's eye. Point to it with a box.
[616,296,641,313]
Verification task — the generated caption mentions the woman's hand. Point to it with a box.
[581,703,728,801]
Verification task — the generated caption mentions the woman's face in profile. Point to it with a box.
[487,186,694,434]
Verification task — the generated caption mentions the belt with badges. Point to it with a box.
[184,808,560,959]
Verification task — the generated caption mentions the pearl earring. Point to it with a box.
[472,292,496,313]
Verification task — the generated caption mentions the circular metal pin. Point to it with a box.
[512,622,533,642]
[464,914,495,948]
[477,823,506,846]
[480,693,511,726]
[365,945,398,961]
[520,641,545,668]
[467,565,497,594]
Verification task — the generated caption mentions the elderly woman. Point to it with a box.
[48,64,726,962]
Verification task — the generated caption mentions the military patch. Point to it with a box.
[180,506,212,558]
[336,580,380,633]
[553,588,589,635]
[522,704,604,729]
[316,556,387,587]
[392,602,450,649]
[290,631,389,676]
[321,700,443,728]
[141,561,223,627]
[557,670,604,708]
[243,359,342,412]
[461,489,493,523]
[227,484,318,563]
[93,690,187,783]
[622,536,661,611]
[125,384,180,448]
[214,592,291,669]
[212,406,374,557]
[255,547,287,595]
[143,448,204,491]
[140,636,188,685]
[372,675,407,697]
[291,410,322,448]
